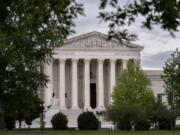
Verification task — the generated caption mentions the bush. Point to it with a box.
[106,104,143,130]
[174,124,180,130]
[0,110,4,129]
[117,121,132,130]
[135,120,150,130]
[51,112,68,130]
[4,117,15,130]
[159,119,175,130]
[150,102,176,130]
[77,111,99,130]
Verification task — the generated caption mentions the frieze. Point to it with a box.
[61,34,134,49]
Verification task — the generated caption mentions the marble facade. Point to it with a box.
[40,31,164,128]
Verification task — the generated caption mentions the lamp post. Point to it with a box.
[40,92,55,129]
[96,111,105,130]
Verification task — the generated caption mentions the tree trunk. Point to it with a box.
[171,121,174,132]
[0,86,4,129]
[19,120,22,129]
[125,122,127,130]
[0,84,3,110]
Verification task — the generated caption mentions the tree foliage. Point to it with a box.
[106,61,156,130]
[0,1,83,96]
[0,0,83,125]
[150,101,176,130]
[4,89,44,128]
[99,0,180,42]
[0,109,4,129]
[106,104,142,130]
[4,116,15,130]
[162,49,180,114]
[112,61,156,114]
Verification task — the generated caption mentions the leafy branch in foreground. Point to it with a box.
[99,0,180,42]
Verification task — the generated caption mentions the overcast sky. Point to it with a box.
[71,0,180,70]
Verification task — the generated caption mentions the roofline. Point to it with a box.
[64,31,144,51]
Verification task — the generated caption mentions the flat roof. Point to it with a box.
[143,70,163,76]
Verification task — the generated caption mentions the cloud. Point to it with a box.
[71,0,180,69]
[141,50,173,69]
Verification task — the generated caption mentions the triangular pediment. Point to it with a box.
[60,31,143,50]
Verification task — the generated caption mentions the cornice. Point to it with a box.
[62,31,144,51]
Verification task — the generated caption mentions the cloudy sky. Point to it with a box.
[71,0,180,70]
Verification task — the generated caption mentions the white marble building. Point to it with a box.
[40,31,164,128]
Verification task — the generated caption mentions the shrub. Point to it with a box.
[117,121,132,130]
[159,119,175,130]
[150,102,176,130]
[106,104,142,130]
[4,117,15,130]
[174,124,180,130]
[51,112,68,130]
[135,120,150,130]
[77,111,99,130]
[0,110,4,129]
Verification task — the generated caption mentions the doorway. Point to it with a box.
[90,83,96,108]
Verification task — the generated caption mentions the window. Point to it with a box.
[157,93,162,102]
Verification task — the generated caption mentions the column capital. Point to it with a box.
[72,58,79,62]
[122,59,129,62]
[59,58,66,64]
[110,58,117,63]
[97,58,104,64]
[122,59,129,69]
[84,58,91,63]
[134,59,140,64]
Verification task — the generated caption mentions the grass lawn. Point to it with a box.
[0,130,180,135]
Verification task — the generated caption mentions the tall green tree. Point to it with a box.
[0,0,83,113]
[162,49,180,114]
[106,61,156,130]
[99,0,180,42]
[112,61,156,113]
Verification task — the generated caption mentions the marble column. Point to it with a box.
[59,58,66,109]
[97,58,104,110]
[134,59,140,65]
[71,58,79,109]
[122,59,128,69]
[110,59,116,103]
[84,58,91,110]
[43,62,53,107]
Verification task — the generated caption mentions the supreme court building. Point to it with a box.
[39,31,164,128]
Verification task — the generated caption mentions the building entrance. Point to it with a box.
[90,83,96,108]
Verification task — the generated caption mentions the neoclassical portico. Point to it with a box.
[42,31,143,111]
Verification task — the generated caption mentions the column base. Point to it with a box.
[83,106,92,111]
[71,106,79,110]
[59,106,67,110]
